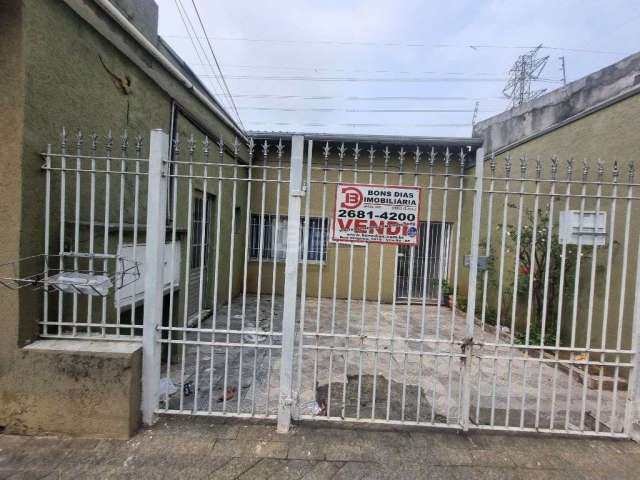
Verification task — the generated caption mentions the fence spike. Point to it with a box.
[519,155,528,177]
[566,158,573,179]
[75,130,83,153]
[444,147,451,169]
[489,153,496,174]
[582,159,589,181]
[120,129,128,153]
[383,146,390,167]
[504,154,511,178]
[173,132,181,155]
[414,146,422,164]
[261,140,269,157]
[90,133,98,153]
[105,130,113,154]
[187,134,196,154]
[202,135,210,154]
[596,159,604,181]
[628,161,635,182]
[135,134,143,155]
[459,148,466,170]
[367,145,376,162]
[535,157,542,178]
[276,138,285,158]
[248,138,255,160]
[61,127,68,150]
[218,135,224,156]
[550,156,558,179]
[322,142,331,160]
[338,142,347,164]
[429,147,436,168]
[353,143,361,161]
[612,160,619,180]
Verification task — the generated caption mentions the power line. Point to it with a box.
[174,0,230,110]
[188,62,517,77]
[216,93,509,102]
[237,106,500,114]
[198,73,562,84]
[163,35,627,56]
[247,121,472,128]
[188,0,244,128]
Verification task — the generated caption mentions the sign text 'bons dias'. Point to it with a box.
[332,184,421,245]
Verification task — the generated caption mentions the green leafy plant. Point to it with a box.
[485,204,577,345]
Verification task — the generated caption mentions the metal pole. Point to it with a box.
[277,135,305,433]
[142,129,169,425]
[461,147,484,431]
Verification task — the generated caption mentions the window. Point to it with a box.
[234,207,242,234]
[191,195,213,269]
[250,215,328,262]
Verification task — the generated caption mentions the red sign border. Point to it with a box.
[331,182,422,247]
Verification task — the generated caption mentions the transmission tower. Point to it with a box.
[502,44,549,107]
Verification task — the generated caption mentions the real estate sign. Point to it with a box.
[332,183,421,245]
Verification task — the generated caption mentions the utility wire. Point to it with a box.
[248,121,472,128]
[188,62,518,77]
[198,73,563,84]
[174,0,228,107]
[188,0,244,128]
[237,106,500,113]
[220,94,508,101]
[163,34,627,55]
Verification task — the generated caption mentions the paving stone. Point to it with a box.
[299,461,343,480]
[518,468,586,480]
[332,461,379,480]
[470,449,516,467]
[209,457,261,479]
[236,424,289,442]
[506,450,566,470]
[1,416,639,478]
[422,444,475,466]
[211,439,289,459]
[287,442,326,460]
[237,458,288,479]
[0,436,29,450]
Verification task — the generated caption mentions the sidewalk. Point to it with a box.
[1,416,639,479]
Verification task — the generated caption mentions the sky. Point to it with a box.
[157,0,640,138]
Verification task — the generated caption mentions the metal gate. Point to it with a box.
[33,129,640,439]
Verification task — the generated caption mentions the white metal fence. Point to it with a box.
[26,129,640,439]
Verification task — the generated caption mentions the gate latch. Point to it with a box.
[460,337,474,365]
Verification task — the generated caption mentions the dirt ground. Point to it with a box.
[162,295,628,434]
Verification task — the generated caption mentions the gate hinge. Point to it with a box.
[291,183,307,198]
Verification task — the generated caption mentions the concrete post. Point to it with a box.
[141,129,168,425]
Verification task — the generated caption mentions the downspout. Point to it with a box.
[91,0,247,143]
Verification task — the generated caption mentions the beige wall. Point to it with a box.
[466,93,640,351]
[246,142,475,303]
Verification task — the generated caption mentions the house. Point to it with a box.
[246,132,481,304]
[0,0,247,437]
